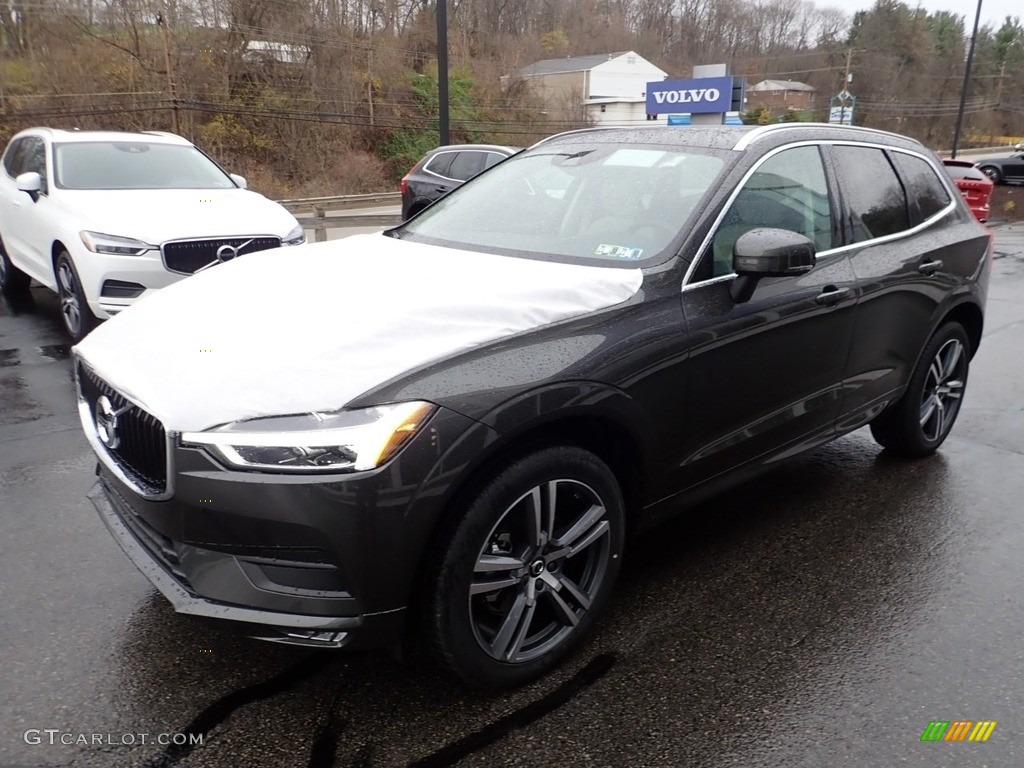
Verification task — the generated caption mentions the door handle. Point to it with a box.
[814,286,851,306]
[919,259,943,275]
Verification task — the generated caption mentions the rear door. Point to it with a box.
[828,144,961,424]
[675,144,858,488]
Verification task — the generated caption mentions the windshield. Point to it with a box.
[399,142,728,265]
[54,142,236,190]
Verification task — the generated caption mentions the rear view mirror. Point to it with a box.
[16,171,42,201]
[730,228,816,303]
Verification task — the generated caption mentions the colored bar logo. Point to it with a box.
[921,721,997,742]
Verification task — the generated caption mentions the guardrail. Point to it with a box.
[292,211,403,242]
[280,192,403,242]
[278,191,401,213]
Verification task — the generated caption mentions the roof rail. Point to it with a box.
[733,122,923,151]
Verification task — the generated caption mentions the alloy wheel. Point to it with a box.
[919,337,966,443]
[469,478,611,664]
[57,259,82,338]
[979,166,1000,183]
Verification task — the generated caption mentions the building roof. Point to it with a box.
[517,52,633,77]
[750,79,816,92]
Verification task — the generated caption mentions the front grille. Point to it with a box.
[78,363,168,494]
[162,236,281,274]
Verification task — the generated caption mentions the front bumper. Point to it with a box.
[89,480,371,647]
[84,404,482,649]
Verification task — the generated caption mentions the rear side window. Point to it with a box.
[424,151,456,178]
[832,145,909,242]
[448,151,487,181]
[484,151,507,170]
[891,152,951,225]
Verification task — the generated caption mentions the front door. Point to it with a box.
[674,144,859,489]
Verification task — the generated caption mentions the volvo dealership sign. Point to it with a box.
[646,76,733,115]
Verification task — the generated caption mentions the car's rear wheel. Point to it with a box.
[978,165,1003,184]
[425,446,624,689]
[0,236,31,293]
[55,251,98,342]
[870,322,970,457]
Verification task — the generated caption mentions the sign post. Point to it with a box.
[829,90,855,126]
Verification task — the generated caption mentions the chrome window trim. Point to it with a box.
[423,150,461,182]
[682,139,957,291]
[74,354,176,501]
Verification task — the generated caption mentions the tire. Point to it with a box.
[978,165,1002,184]
[869,322,970,457]
[55,251,98,342]
[0,237,31,294]
[424,446,625,689]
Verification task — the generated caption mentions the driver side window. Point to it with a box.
[21,137,49,194]
[706,145,833,279]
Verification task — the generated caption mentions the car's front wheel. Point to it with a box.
[870,321,970,457]
[55,251,98,342]
[425,446,625,689]
[0,236,31,293]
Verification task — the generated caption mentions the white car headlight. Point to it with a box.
[282,224,306,246]
[181,402,436,473]
[80,231,155,256]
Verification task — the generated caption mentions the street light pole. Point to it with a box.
[436,0,450,146]
[951,0,983,159]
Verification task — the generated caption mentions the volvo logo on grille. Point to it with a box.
[215,238,255,263]
[95,395,131,450]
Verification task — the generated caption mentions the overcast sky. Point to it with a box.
[825,0,1019,30]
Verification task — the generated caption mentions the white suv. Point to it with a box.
[0,128,305,340]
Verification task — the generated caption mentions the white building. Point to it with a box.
[512,51,669,127]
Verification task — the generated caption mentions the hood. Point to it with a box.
[57,188,299,243]
[75,234,643,433]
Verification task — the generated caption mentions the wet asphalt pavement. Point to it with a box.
[2,225,1024,768]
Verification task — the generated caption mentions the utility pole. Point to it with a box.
[952,0,983,159]
[158,2,181,134]
[840,49,853,125]
[436,0,450,146]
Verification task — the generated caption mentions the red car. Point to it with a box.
[943,159,993,223]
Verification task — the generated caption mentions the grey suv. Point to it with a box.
[400,143,518,219]
[75,123,990,689]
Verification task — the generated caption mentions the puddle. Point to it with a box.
[38,344,72,361]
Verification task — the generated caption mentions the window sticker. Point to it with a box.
[595,244,644,260]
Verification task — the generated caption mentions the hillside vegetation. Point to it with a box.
[1,0,1021,198]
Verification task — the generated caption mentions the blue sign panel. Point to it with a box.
[666,112,745,126]
[646,76,734,115]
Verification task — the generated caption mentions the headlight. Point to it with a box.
[282,224,306,246]
[181,402,436,473]
[80,231,154,256]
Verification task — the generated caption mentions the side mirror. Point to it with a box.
[16,171,43,201]
[730,227,816,303]
[230,173,248,189]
